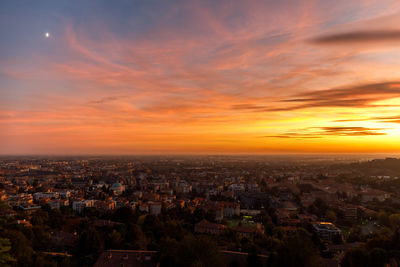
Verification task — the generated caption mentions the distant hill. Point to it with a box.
[347,158,400,176]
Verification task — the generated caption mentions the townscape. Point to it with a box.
[1,155,400,266]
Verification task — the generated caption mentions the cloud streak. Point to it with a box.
[335,115,400,124]
[311,30,400,45]
[276,81,400,111]
[267,126,388,139]
[232,81,400,112]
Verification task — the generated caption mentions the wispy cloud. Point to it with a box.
[311,30,400,45]
[88,96,121,105]
[266,126,388,139]
[231,81,400,112]
[318,126,387,136]
[275,81,400,111]
[266,134,321,139]
[335,115,400,124]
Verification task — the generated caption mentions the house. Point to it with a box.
[49,199,69,209]
[342,205,358,220]
[221,191,235,199]
[360,189,390,203]
[276,208,290,225]
[313,190,338,203]
[300,193,315,207]
[133,191,143,199]
[19,205,41,213]
[149,202,162,216]
[138,203,149,213]
[194,220,227,235]
[72,199,94,213]
[33,192,59,201]
[95,200,116,212]
[231,225,264,238]
[282,201,298,212]
[298,214,317,225]
[221,202,240,217]
[200,202,224,221]
[51,231,78,248]
[228,184,245,195]
[6,193,33,207]
[175,199,185,208]
[94,250,158,267]
[176,183,192,194]
[0,209,17,217]
[312,222,342,241]
[17,219,32,227]
[142,193,160,202]
[58,191,71,199]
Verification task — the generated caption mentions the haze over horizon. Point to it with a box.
[2,0,400,154]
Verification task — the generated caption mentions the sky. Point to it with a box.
[1,0,400,155]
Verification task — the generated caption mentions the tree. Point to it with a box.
[0,238,15,266]
[369,248,388,267]
[389,213,400,231]
[32,225,51,251]
[31,253,57,267]
[77,226,104,265]
[325,210,337,223]
[31,210,49,226]
[159,238,180,267]
[366,226,392,250]
[3,230,34,266]
[228,259,239,267]
[247,247,262,267]
[378,211,390,227]
[112,206,134,223]
[160,235,223,267]
[125,223,147,249]
[271,228,321,267]
[347,225,362,245]
[341,248,370,267]
[107,229,122,249]
[313,198,328,217]
[48,208,65,229]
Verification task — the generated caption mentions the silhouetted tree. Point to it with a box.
[111,206,134,223]
[341,248,370,267]
[159,235,223,267]
[3,230,34,266]
[0,238,15,266]
[271,228,321,267]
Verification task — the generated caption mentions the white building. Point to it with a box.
[138,203,149,213]
[222,202,240,217]
[49,199,69,209]
[72,200,94,213]
[228,184,245,192]
[58,191,71,199]
[33,192,58,201]
[149,202,162,216]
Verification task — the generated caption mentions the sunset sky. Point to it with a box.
[2,0,400,154]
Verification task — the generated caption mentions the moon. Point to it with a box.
[45,32,50,38]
